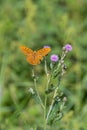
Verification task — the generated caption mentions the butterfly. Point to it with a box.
[20,46,51,65]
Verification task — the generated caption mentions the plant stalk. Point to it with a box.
[32,67,44,109]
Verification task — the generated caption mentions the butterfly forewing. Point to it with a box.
[20,46,33,56]
[37,47,51,57]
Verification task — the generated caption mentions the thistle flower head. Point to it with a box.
[43,45,51,48]
[63,44,72,52]
[50,54,59,62]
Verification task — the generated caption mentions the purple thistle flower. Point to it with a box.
[50,54,59,62]
[63,44,72,51]
[44,45,51,48]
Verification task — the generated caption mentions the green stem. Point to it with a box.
[46,87,59,122]
[44,94,47,130]
[44,59,50,130]
[32,67,44,109]
[46,50,67,123]
[46,63,62,123]
[0,53,8,108]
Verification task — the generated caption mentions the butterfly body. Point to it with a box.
[20,46,51,65]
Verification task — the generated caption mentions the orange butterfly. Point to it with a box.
[20,46,51,65]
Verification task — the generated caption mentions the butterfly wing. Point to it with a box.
[27,54,40,65]
[20,46,33,56]
[31,47,51,65]
[37,47,51,57]
[27,47,51,65]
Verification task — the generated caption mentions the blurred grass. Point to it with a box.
[0,0,87,130]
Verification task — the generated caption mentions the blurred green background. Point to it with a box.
[0,0,87,130]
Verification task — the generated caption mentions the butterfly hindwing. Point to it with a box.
[27,52,40,65]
